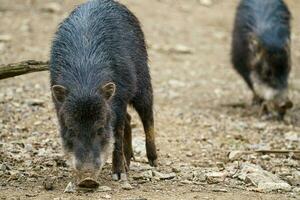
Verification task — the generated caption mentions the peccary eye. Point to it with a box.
[97,127,104,134]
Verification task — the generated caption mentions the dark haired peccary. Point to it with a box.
[49,0,157,181]
[231,0,293,119]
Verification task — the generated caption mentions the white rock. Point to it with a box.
[169,44,193,54]
[132,137,146,156]
[293,187,300,193]
[205,172,227,184]
[258,182,291,192]
[238,163,291,192]
[142,170,153,179]
[98,186,112,192]
[285,131,299,142]
[64,182,76,193]
[152,171,176,180]
[42,2,61,13]
[101,194,112,199]
[198,0,212,7]
[0,34,12,42]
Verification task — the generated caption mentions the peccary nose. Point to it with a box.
[279,99,293,110]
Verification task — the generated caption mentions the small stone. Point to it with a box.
[64,182,76,193]
[238,163,292,192]
[133,137,146,156]
[0,164,7,172]
[78,178,99,188]
[0,34,12,42]
[180,180,192,184]
[211,188,228,193]
[205,172,227,184]
[34,121,42,126]
[186,152,194,157]
[26,99,45,106]
[133,170,152,181]
[261,155,271,161]
[100,194,111,199]
[42,2,61,13]
[121,182,134,190]
[198,0,212,7]
[193,171,206,182]
[152,171,176,180]
[228,151,243,161]
[143,170,153,179]
[258,182,291,192]
[216,162,225,170]
[169,44,193,54]
[293,187,300,193]
[98,186,112,192]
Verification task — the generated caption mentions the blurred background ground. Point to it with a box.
[0,0,299,199]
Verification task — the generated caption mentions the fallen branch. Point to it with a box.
[0,60,49,80]
[255,150,300,154]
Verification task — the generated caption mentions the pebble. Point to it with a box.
[258,182,291,192]
[198,0,212,7]
[64,182,76,193]
[100,194,112,199]
[0,34,12,42]
[26,99,45,106]
[141,170,153,179]
[41,2,61,13]
[180,180,192,184]
[133,137,146,156]
[238,163,292,192]
[78,178,99,188]
[293,187,300,193]
[98,186,112,192]
[211,188,228,193]
[121,182,134,190]
[169,44,193,54]
[0,164,7,172]
[261,155,271,161]
[152,171,176,180]
[205,172,227,184]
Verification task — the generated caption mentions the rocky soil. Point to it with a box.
[0,0,299,199]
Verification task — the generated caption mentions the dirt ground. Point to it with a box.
[0,0,299,199]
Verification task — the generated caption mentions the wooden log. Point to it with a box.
[0,60,49,80]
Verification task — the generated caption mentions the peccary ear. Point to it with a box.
[52,85,68,103]
[101,82,116,101]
